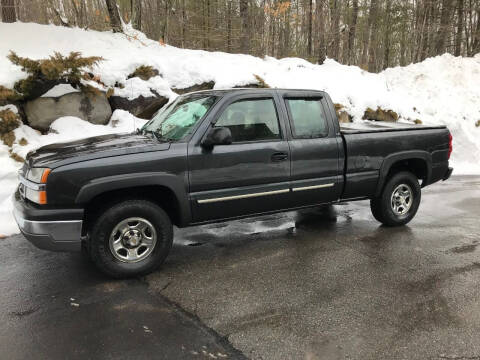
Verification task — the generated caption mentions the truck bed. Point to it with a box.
[340,121,446,134]
[339,120,450,200]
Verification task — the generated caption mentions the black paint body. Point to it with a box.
[15,89,452,233]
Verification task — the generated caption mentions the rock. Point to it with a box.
[363,107,399,122]
[127,66,160,81]
[337,111,352,123]
[233,83,265,89]
[414,119,423,124]
[476,120,480,127]
[25,91,112,131]
[173,81,215,95]
[334,103,352,123]
[108,91,168,120]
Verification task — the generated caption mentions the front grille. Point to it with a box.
[18,163,29,200]
[21,162,28,178]
[18,182,26,199]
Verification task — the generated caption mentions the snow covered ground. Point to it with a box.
[0,22,479,235]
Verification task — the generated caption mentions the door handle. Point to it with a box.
[271,152,288,162]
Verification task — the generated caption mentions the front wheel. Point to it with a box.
[88,200,173,278]
[370,171,421,227]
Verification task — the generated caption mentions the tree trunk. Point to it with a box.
[133,0,141,30]
[331,0,340,60]
[181,0,186,48]
[285,5,290,57]
[360,0,374,68]
[473,7,480,54]
[455,0,463,56]
[383,0,391,69]
[163,0,169,43]
[307,0,313,56]
[105,0,123,33]
[348,0,359,65]
[239,0,248,54]
[52,0,70,27]
[227,0,232,52]
[416,0,430,62]
[435,0,455,54]
[316,0,326,64]
[1,0,16,22]
[399,0,408,66]
[367,0,379,72]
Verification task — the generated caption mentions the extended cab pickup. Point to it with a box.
[13,89,453,277]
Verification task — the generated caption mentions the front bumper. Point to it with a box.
[13,192,83,252]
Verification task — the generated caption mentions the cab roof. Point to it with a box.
[181,88,327,97]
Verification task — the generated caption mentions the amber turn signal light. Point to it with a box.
[41,168,51,184]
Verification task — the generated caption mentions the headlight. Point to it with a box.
[22,167,51,205]
[26,167,51,183]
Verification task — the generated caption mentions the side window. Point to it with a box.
[285,98,329,138]
[214,98,281,142]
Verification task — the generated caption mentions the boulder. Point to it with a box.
[24,91,112,131]
[334,103,352,123]
[173,81,215,95]
[363,107,399,122]
[127,66,160,81]
[233,83,265,89]
[108,91,168,120]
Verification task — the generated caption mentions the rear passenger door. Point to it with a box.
[188,94,291,222]
[281,92,342,207]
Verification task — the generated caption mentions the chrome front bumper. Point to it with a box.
[13,200,83,252]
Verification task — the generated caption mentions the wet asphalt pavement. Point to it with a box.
[1,176,480,360]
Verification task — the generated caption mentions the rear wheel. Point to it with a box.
[88,199,173,278]
[370,171,421,227]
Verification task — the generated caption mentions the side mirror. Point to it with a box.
[201,127,232,148]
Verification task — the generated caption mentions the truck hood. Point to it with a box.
[27,133,171,168]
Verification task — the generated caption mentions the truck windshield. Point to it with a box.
[142,94,217,142]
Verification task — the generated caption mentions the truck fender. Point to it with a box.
[375,151,432,197]
[75,172,191,225]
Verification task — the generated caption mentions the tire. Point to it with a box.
[88,199,173,278]
[370,171,421,227]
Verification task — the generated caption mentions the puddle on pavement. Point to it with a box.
[173,204,379,247]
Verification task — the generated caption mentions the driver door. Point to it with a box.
[188,94,291,222]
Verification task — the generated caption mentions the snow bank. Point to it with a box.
[0,22,479,235]
[0,110,146,236]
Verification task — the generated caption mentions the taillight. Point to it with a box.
[448,133,452,160]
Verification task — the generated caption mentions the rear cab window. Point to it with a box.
[285,98,329,138]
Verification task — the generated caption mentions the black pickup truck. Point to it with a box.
[13,89,453,277]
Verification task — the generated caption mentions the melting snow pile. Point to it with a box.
[0,22,479,235]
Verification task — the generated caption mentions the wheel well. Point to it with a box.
[82,185,181,235]
[386,158,428,183]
